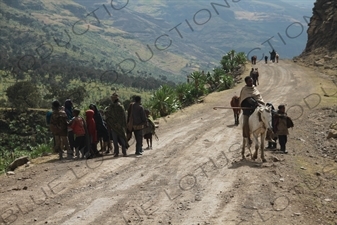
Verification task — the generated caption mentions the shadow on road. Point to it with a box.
[228,159,264,169]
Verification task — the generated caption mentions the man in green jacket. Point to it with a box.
[105,93,129,157]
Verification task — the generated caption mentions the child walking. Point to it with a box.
[86,109,103,158]
[273,105,293,154]
[143,109,156,150]
[69,109,86,159]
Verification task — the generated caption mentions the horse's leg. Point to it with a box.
[245,135,252,159]
[261,132,267,162]
[252,133,258,160]
[241,137,246,160]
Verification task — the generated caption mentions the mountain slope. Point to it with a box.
[0,0,189,84]
[72,0,315,65]
[0,0,315,84]
[123,0,313,58]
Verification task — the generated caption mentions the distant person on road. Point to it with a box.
[264,55,268,64]
[249,68,254,77]
[251,55,257,65]
[127,96,147,156]
[275,53,279,63]
[49,100,73,160]
[269,49,276,63]
[251,68,259,86]
[273,105,293,154]
[239,77,274,145]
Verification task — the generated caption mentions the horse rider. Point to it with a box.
[239,76,274,144]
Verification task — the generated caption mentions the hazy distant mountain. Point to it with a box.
[1,0,315,83]
[74,0,316,71]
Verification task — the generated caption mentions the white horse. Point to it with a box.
[240,105,273,162]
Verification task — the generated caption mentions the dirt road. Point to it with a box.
[1,60,336,225]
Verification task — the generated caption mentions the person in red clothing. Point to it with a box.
[69,109,87,159]
[86,109,102,158]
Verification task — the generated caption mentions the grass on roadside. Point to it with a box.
[0,141,53,174]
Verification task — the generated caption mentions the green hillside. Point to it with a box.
[0,0,314,87]
[0,0,191,85]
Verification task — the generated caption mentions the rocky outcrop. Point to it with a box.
[298,0,337,69]
[302,1,337,55]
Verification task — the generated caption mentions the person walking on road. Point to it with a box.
[105,93,129,157]
[273,105,293,154]
[127,96,147,156]
[49,100,73,160]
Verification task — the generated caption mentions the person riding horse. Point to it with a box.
[239,76,274,144]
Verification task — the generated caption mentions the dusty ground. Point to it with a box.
[1,59,337,225]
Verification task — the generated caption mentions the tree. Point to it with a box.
[205,67,234,92]
[220,50,247,73]
[6,81,41,109]
[189,71,202,91]
[148,85,179,118]
[234,52,247,65]
[189,71,208,97]
[44,84,87,107]
[175,83,195,107]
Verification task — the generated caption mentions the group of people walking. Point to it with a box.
[264,49,279,64]
[47,94,156,160]
[252,50,279,65]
